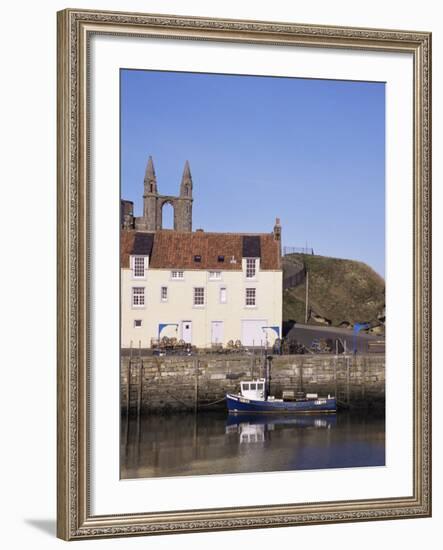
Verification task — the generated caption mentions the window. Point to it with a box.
[245,288,256,307]
[218,255,225,263]
[219,287,227,304]
[209,271,221,280]
[161,286,168,302]
[258,383,264,390]
[134,319,142,328]
[243,383,250,391]
[246,258,257,278]
[250,383,257,390]
[171,271,184,279]
[132,287,145,307]
[194,255,201,262]
[193,287,205,306]
[132,256,146,278]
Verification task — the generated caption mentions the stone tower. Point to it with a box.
[142,156,158,232]
[134,156,193,232]
[174,160,193,232]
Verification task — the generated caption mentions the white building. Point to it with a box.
[121,227,283,349]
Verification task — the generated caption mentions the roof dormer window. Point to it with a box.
[246,258,257,279]
[131,255,147,279]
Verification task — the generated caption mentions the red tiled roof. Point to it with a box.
[120,230,281,270]
[120,230,136,269]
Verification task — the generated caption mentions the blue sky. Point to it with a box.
[121,70,385,276]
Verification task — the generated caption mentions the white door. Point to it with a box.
[241,320,267,347]
[211,321,224,344]
[182,321,192,343]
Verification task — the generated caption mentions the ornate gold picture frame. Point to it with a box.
[57,8,431,540]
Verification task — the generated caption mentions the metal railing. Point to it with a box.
[283,246,315,256]
[283,267,307,289]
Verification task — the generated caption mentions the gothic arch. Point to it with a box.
[157,197,177,230]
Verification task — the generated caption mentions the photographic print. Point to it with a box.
[119,69,386,479]
[57,9,431,539]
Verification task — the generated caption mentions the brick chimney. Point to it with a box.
[273,217,282,242]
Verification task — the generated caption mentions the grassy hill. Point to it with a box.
[283,253,385,326]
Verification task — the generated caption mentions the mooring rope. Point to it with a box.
[164,391,226,409]
[198,397,226,407]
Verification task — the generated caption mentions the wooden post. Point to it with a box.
[304,270,309,324]
[194,359,199,414]
[346,356,350,406]
[127,341,133,415]
[193,408,198,459]
[263,353,268,391]
[362,356,366,401]
[140,361,144,414]
[334,357,338,399]
[124,342,133,448]
[137,341,142,417]
[267,356,273,396]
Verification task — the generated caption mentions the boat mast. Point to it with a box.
[265,355,273,399]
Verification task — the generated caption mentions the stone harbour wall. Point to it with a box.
[121,353,385,414]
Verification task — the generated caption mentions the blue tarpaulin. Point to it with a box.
[158,323,179,339]
[261,326,280,338]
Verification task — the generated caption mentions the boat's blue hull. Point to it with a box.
[226,393,336,414]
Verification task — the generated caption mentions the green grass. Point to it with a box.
[283,254,385,326]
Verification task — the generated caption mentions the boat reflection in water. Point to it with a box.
[226,414,337,445]
[121,410,384,479]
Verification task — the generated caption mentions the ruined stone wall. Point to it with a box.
[121,354,385,414]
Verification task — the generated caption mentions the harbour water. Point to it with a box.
[120,411,385,479]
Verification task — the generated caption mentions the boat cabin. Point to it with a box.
[240,379,266,401]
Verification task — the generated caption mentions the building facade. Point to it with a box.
[121,156,282,349]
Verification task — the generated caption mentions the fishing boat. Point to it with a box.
[226,378,336,414]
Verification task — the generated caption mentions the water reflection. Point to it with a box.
[226,414,336,445]
[121,411,384,479]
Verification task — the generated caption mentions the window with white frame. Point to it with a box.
[161,286,168,302]
[171,270,184,279]
[219,287,227,304]
[132,287,145,307]
[246,258,257,278]
[134,319,142,328]
[208,271,222,280]
[245,287,256,307]
[193,287,205,306]
[132,256,146,278]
